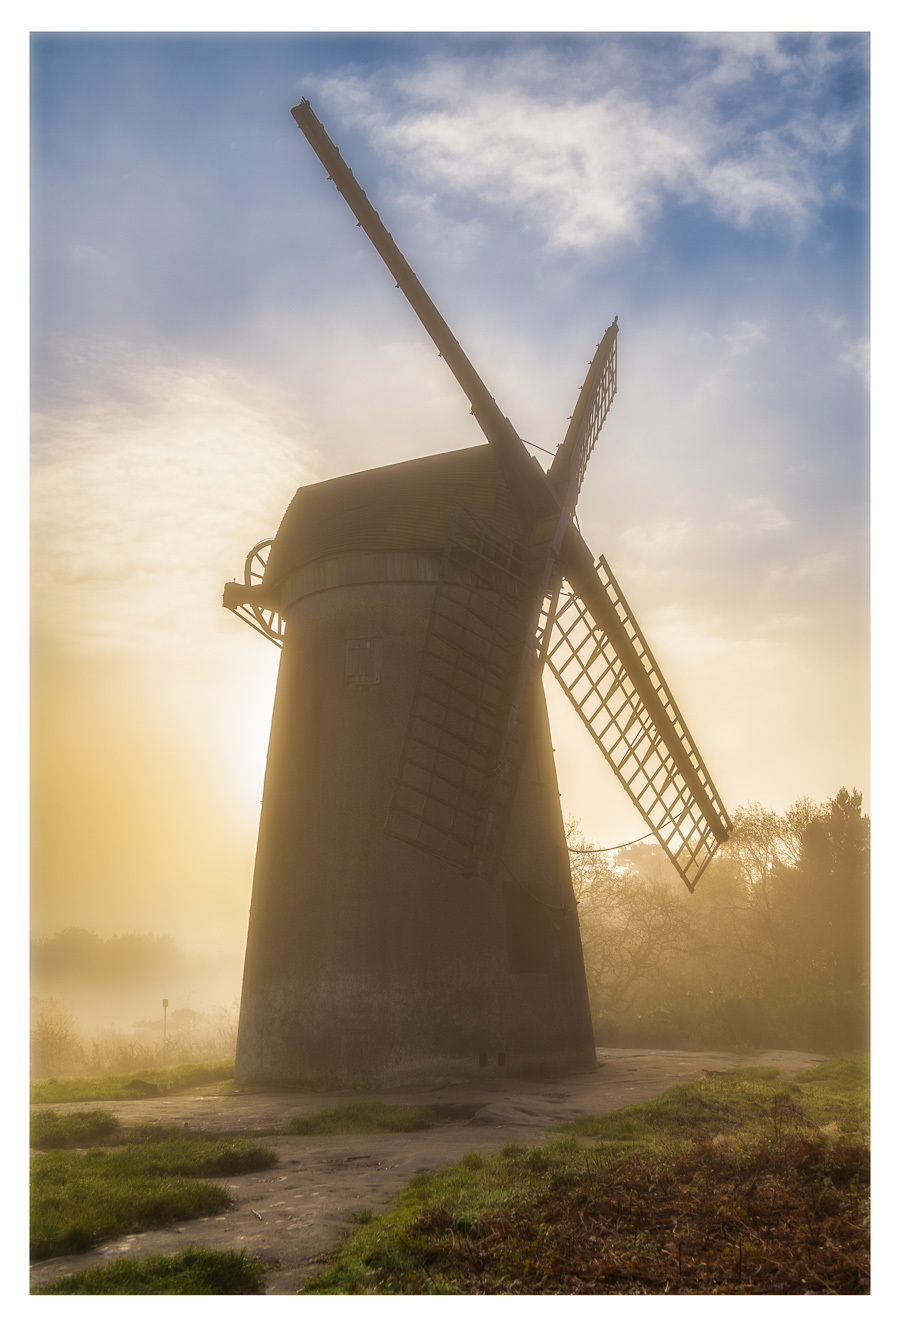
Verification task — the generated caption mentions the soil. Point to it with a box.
[30,1046,825,1295]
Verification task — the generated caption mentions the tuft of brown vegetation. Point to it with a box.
[395,1136,869,1295]
[304,1059,869,1296]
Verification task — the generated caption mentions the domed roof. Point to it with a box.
[264,444,524,589]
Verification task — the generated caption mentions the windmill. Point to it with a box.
[224,100,732,1088]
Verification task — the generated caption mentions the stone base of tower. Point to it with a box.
[234,1048,597,1093]
[235,962,598,1091]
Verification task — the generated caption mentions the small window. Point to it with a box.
[345,638,382,686]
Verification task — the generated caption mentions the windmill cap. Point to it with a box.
[262,444,522,590]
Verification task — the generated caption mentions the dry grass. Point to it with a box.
[398,1136,869,1294]
[303,1056,869,1295]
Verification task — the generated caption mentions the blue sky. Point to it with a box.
[29,29,870,952]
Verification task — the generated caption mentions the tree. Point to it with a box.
[776,787,870,989]
[566,790,869,1052]
[567,821,691,1022]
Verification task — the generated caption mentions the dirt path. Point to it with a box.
[30,1047,824,1295]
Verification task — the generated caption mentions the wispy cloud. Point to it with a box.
[722,320,770,358]
[316,36,864,255]
[31,348,315,656]
[765,551,849,586]
[621,518,692,558]
[719,496,791,536]
[839,337,870,386]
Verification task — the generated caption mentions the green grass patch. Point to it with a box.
[31,1109,122,1150]
[34,1247,266,1295]
[31,1059,235,1104]
[31,1135,276,1260]
[30,1108,246,1150]
[302,1056,869,1295]
[285,1100,438,1135]
[556,1056,869,1145]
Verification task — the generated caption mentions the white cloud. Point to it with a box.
[621,518,692,558]
[722,319,770,357]
[762,612,812,632]
[31,348,315,656]
[719,496,791,536]
[387,190,488,261]
[315,38,861,256]
[840,337,870,386]
[765,551,848,586]
[703,147,817,230]
[689,33,795,82]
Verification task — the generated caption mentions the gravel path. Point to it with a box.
[30,1046,824,1295]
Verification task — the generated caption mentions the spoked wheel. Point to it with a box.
[243,539,285,646]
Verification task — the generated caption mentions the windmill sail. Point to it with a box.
[385,508,536,871]
[542,554,731,890]
[548,319,619,514]
[291,99,550,530]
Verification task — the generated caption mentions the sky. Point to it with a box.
[29,27,870,960]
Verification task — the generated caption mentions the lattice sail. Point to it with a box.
[541,557,731,890]
[570,333,617,506]
[385,510,534,872]
[549,320,618,514]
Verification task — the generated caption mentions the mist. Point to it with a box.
[30,929,243,1077]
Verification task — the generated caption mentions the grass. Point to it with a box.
[31,1134,277,1260]
[301,1055,869,1295]
[285,1100,438,1135]
[34,1248,266,1295]
[556,1057,868,1145]
[31,1109,122,1150]
[31,1059,235,1104]
[30,1108,229,1150]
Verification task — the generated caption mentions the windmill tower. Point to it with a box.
[224,100,732,1089]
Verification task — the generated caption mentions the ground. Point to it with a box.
[29,1046,824,1295]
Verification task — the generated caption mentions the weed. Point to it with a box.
[34,1247,266,1295]
[760,1088,806,1143]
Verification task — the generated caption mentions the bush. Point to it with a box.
[31,1000,85,1078]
